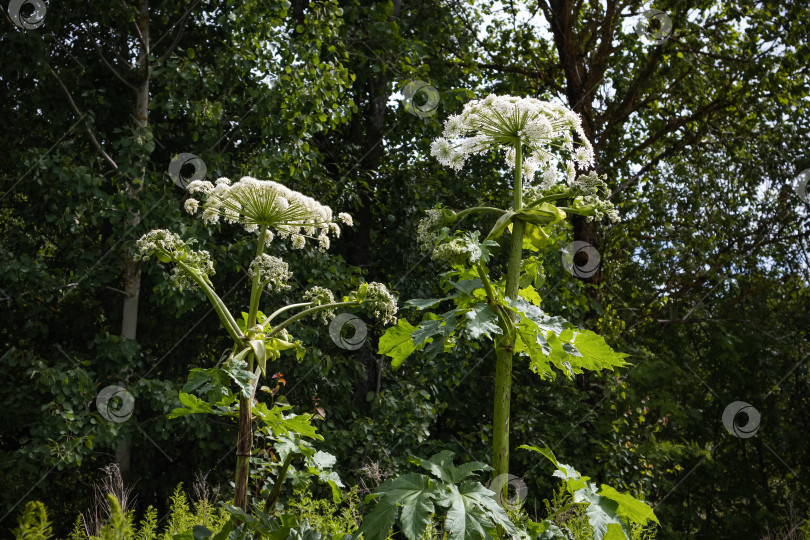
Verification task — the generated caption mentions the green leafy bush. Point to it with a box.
[12,501,53,540]
[522,445,658,539]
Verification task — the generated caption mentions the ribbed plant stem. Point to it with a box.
[493,142,524,489]
[234,226,268,512]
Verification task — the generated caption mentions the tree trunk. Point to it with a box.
[117,0,150,480]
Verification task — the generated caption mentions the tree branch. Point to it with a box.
[447,61,565,94]
[90,39,137,91]
[46,65,119,171]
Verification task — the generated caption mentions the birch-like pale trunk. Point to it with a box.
[118,0,150,479]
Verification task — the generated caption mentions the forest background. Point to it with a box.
[1,0,808,538]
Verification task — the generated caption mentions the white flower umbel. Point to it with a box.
[431,94,595,188]
[248,254,292,292]
[135,229,215,289]
[338,212,353,226]
[416,208,447,251]
[184,198,199,214]
[186,176,352,249]
[364,282,398,325]
[135,229,186,262]
[303,286,336,324]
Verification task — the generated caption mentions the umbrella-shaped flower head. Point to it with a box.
[431,94,595,191]
[184,176,353,250]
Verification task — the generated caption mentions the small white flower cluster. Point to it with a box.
[570,171,620,223]
[337,212,353,227]
[431,94,595,188]
[184,176,353,250]
[303,286,336,324]
[580,196,621,223]
[135,229,186,261]
[135,229,215,289]
[416,208,456,251]
[569,170,605,195]
[248,254,292,292]
[364,282,398,325]
[172,250,215,289]
[432,237,468,266]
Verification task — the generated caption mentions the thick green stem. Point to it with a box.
[234,225,268,512]
[247,226,269,330]
[476,263,513,337]
[455,206,506,220]
[492,347,513,485]
[493,142,524,487]
[263,302,313,326]
[524,191,572,208]
[175,260,243,343]
[266,300,358,338]
[263,452,301,513]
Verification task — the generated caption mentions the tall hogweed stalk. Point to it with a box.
[380,94,625,491]
[137,176,397,513]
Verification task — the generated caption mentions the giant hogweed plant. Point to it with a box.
[136,176,397,515]
[379,94,626,489]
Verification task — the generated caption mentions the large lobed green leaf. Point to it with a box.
[409,450,490,484]
[377,318,423,368]
[358,453,519,540]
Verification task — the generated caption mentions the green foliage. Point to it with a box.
[14,487,232,540]
[94,495,134,540]
[380,260,627,379]
[524,484,658,540]
[12,501,53,540]
[521,445,658,540]
[134,507,158,540]
[285,488,362,537]
[69,516,87,540]
[358,451,516,540]
[0,0,356,527]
